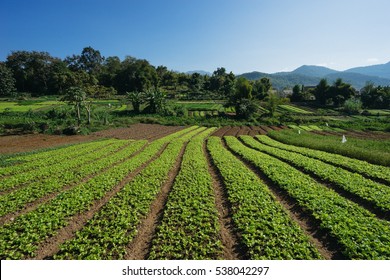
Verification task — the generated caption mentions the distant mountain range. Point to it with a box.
[186,70,212,76]
[239,61,390,90]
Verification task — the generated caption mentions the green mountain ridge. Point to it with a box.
[239,62,390,90]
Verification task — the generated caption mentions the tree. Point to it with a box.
[144,89,166,114]
[328,78,355,107]
[79,46,104,74]
[99,56,122,88]
[252,77,272,100]
[290,84,304,102]
[61,87,87,125]
[127,91,144,113]
[360,82,390,109]
[225,77,257,118]
[313,78,329,105]
[115,57,158,94]
[208,67,236,98]
[0,63,16,97]
[65,46,104,75]
[264,92,283,117]
[6,50,60,94]
[343,97,362,114]
[188,73,204,97]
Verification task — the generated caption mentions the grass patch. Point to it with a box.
[268,129,390,166]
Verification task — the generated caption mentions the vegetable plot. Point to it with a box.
[255,135,390,185]
[149,128,223,260]
[1,127,389,260]
[207,137,322,259]
[225,136,390,259]
[240,135,390,213]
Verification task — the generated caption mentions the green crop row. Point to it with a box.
[0,140,147,217]
[268,129,390,166]
[0,139,119,177]
[241,136,390,213]
[225,136,390,259]
[54,128,203,259]
[278,105,312,114]
[256,135,390,185]
[149,128,222,260]
[0,126,200,259]
[0,140,130,191]
[207,137,322,259]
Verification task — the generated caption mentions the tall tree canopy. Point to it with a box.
[0,63,16,96]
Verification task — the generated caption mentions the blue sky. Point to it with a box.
[1,0,390,74]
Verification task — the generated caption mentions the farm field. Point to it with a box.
[1,125,390,260]
[0,99,126,113]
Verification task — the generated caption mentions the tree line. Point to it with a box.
[0,47,268,100]
[290,78,390,110]
[1,46,388,113]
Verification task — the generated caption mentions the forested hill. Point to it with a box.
[239,63,390,90]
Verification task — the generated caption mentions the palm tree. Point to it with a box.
[126,91,144,113]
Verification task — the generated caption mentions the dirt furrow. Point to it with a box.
[204,140,247,260]
[125,143,188,260]
[29,143,168,260]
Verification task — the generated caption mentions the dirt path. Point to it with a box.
[0,123,186,155]
[0,134,98,155]
[92,123,186,141]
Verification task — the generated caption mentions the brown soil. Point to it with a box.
[0,123,185,155]
[224,127,241,136]
[0,134,98,155]
[212,126,287,137]
[92,123,186,141]
[211,126,231,137]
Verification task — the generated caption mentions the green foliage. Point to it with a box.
[242,136,390,212]
[126,91,144,113]
[361,82,390,109]
[149,128,223,260]
[264,92,284,117]
[252,77,271,100]
[0,63,16,96]
[225,136,390,259]
[55,127,202,259]
[314,78,355,107]
[61,87,87,125]
[256,135,390,185]
[268,129,390,166]
[143,89,167,114]
[343,97,362,114]
[208,137,322,259]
